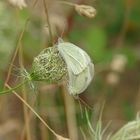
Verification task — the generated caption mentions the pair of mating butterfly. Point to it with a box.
[51,38,94,95]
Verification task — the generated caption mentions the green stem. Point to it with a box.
[0,79,29,95]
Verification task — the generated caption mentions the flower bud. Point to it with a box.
[75,4,96,18]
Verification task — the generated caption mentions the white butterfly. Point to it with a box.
[57,39,94,95]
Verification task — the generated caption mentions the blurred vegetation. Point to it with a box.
[0,0,140,140]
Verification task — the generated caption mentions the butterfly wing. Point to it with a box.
[68,63,94,95]
[57,41,94,95]
[57,42,91,75]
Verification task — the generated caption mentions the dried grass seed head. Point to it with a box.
[57,40,94,95]
[31,46,67,84]
[8,0,27,9]
[75,4,96,18]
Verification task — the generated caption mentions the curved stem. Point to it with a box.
[5,84,62,139]
[0,79,29,95]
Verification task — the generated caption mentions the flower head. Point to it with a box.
[31,47,67,84]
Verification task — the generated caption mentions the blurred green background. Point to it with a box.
[0,0,140,140]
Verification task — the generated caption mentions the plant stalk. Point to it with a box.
[0,79,29,95]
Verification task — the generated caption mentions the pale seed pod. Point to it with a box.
[75,4,96,18]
